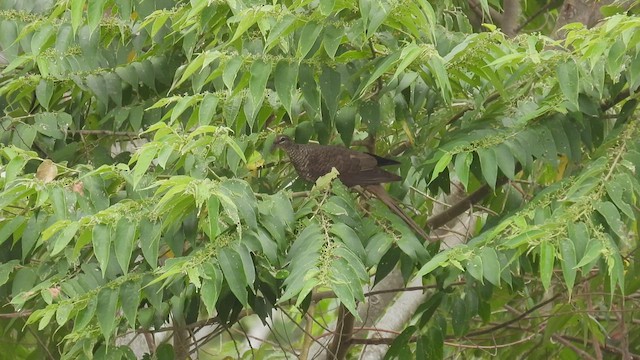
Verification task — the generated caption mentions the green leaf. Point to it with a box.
[319,0,335,15]
[357,52,401,98]
[359,100,380,134]
[4,155,27,185]
[50,187,68,221]
[425,56,451,103]
[119,280,141,327]
[96,287,119,342]
[74,297,97,332]
[392,43,422,81]
[217,247,248,305]
[207,195,220,240]
[331,223,365,260]
[37,308,55,330]
[281,223,322,302]
[329,262,361,319]
[198,94,219,126]
[494,144,516,179]
[228,8,263,43]
[174,52,205,88]
[595,201,625,239]
[539,241,554,291]
[116,65,139,91]
[87,0,106,31]
[605,178,634,219]
[131,144,158,189]
[502,229,546,248]
[568,222,589,262]
[575,240,603,269]
[385,325,416,358]
[71,0,85,34]
[297,22,322,58]
[223,136,247,164]
[34,113,64,139]
[453,152,472,190]
[299,63,321,115]
[104,72,123,107]
[86,74,109,107]
[200,262,223,316]
[0,260,20,288]
[234,242,255,290]
[249,60,271,108]
[322,25,342,59]
[92,224,112,277]
[222,56,243,90]
[170,96,195,123]
[451,296,468,336]
[140,219,161,269]
[466,254,483,283]
[265,14,297,52]
[114,218,137,274]
[151,12,170,37]
[559,238,576,298]
[557,59,579,110]
[416,249,451,278]
[477,148,497,189]
[12,124,37,149]
[115,0,132,20]
[51,221,80,256]
[335,106,356,146]
[274,61,299,117]
[629,52,640,92]
[361,0,390,37]
[319,65,341,120]
[480,247,500,286]
[430,151,452,182]
[0,216,26,247]
[222,93,243,129]
[364,232,392,268]
[35,79,54,110]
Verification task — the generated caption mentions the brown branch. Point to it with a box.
[553,335,597,360]
[465,292,562,337]
[425,165,518,230]
[310,282,467,303]
[0,311,32,318]
[299,301,316,360]
[501,0,521,37]
[68,129,143,137]
[446,92,499,126]
[465,272,599,338]
[515,0,562,33]
[468,0,503,24]
[327,305,355,359]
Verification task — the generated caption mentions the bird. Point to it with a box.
[273,134,431,242]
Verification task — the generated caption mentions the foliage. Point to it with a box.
[0,0,639,358]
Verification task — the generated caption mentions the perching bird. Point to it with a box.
[273,134,430,242]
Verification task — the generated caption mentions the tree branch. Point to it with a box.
[327,305,355,359]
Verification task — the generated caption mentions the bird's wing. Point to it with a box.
[332,148,401,186]
[295,144,401,186]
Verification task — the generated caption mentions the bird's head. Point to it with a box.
[273,134,294,150]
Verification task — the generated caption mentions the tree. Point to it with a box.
[0,0,639,358]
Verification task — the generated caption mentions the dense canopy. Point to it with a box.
[0,0,639,358]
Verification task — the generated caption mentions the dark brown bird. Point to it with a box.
[274,135,430,242]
